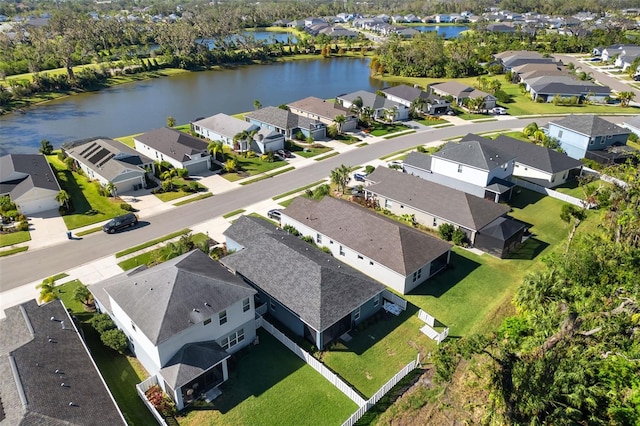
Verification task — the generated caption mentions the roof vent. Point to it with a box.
[61,321,65,329]
[55,369,62,374]
[204,302,211,308]
[150,287,153,291]
[134,282,137,285]
[69,402,74,407]
[193,308,200,313]
[61,383,66,387]
[50,316,56,321]
[48,338,53,343]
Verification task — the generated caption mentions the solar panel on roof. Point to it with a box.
[97,153,115,168]
[88,148,110,165]
[79,142,97,156]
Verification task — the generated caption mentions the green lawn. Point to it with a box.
[176,330,357,426]
[153,178,208,202]
[416,117,448,126]
[222,155,288,182]
[54,280,157,426]
[46,154,134,230]
[369,122,411,137]
[0,230,30,247]
[288,142,332,158]
[118,232,209,270]
[114,133,142,148]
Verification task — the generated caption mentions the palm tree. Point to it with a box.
[73,284,94,308]
[533,129,547,143]
[618,91,635,107]
[410,97,427,117]
[330,164,351,194]
[160,168,178,190]
[350,96,363,116]
[233,129,257,154]
[207,140,224,162]
[55,190,70,210]
[334,115,346,133]
[104,182,116,199]
[522,122,539,138]
[36,276,57,303]
[253,99,262,110]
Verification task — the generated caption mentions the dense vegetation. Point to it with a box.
[434,162,640,424]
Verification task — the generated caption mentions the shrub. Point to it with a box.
[89,313,116,334]
[282,224,300,236]
[417,146,427,153]
[438,223,455,241]
[452,228,467,246]
[101,328,128,354]
[320,246,331,254]
[4,209,18,219]
[629,133,638,143]
[145,385,177,417]
[17,220,29,231]
[120,203,134,211]
[365,165,375,174]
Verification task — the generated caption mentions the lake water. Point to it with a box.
[413,25,469,39]
[0,58,384,154]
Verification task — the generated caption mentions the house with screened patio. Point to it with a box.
[90,249,257,410]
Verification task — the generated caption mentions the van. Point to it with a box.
[103,213,138,234]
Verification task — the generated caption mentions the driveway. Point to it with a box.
[27,209,69,250]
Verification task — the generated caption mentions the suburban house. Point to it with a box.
[287,97,358,132]
[0,299,126,425]
[613,46,640,70]
[524,75,611,103]
[601,44,640,61]
[90,250,257,410]
[244,106,326,140]
[509,62,568,83]
[134,127,211,174]
[0,154,61,215]
[382,84,451,115]
[547,115,631,160]
[63,137,152,194]
[337,90,410,122]
[280,196,452,294]
[429,81,496,110]
[365,167,526,258]
[460,133,584,188]
[191,113,285,154]
[221,216,386,350]
[403,138,517,203]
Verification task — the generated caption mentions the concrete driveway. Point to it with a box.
[27,209,70,250]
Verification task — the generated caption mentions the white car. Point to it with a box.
[492,107,507,115]
[387,160,404,169]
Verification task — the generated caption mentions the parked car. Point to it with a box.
[353,173,368,182]
[282,149,293,158]
[351,187,365,197]
[590,57,601,62]
[387,160,403,169]
[273,152,285,161]
[103,213,138,234]
[491,107,507,115]
[267,209,282,221]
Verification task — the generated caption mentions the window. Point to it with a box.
[600,138,606,144]
[589,139,595,145]
[400,205,404,209]
[219,310,227,325]
[242,298,250,313]
[607,135,612,139]
[370,261,374,266]
[339,245,345,256]
[558,130,563,138]
[330,240,333,244]
[373,297,379,307]
[457,164,463,173]
[316,233,322,244]
[385,199,392,209]
[354,307,360,321]
[270,300,276,311]
[357,255,364,260]
[412,268,422,282]
[204,318,212,326]
[221,329,245,350]
[131,321,136,332]
[433,217,437,227]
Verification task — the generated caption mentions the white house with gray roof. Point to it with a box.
[287,97,358,132]
[460,133,583,188]
[244,106,326,140]
[191,113,284,154]
[91,250,257,410]
[221,216,386,350]
[0,154,61,215]
[382,84,451,115]
[430,81,496,110]
[134,127,210,174]
[280,196,451,294]
[337,90,410,121]
[403,138,517,202]
[63,137,152,194]
[547,115,631,160]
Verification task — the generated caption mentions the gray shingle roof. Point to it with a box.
[245,106,321,131]
[366,166,510,231]
[0,300,125,425]
[192,113,257,140]
[90,250,256,345]
[282,196,450,275]
[430,82,495,101]
[338,90,404,111]
[134,128,208,162]
[403,151,433,171]
[478,216,526,241]
[550,115,630,137]
[221,216,385,332]
[530,81,610,96]
[460,133,583,174]
[623,115,640,130]
[0,154,60,199]
[159,341,229,389]
[382,84,430,102]
[433,138,517,171]
[287,96,354,120]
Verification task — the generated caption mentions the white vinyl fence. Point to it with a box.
[512,178,594,208]
[136,376,168,426]
[382,290,407,310]
[341,354,421,426]
[417,309,449,344]
[256,316,366,406]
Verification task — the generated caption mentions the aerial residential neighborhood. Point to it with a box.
[1,1,640,425]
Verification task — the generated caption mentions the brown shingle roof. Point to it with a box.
[287,96,354,120]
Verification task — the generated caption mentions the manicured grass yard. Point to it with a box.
[54,280,157,426]
[176,330,357,426]
[46,153,135,229]
[222,154,288,182]
[153,178,208,202]
[0,230,30,247]
[416,117,448,126]
[288,142,332,158]
[118,232,209,270]
[369,122,410,137]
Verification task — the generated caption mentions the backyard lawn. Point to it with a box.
[53,280,157,426]
[176,330,358,426]
[46,153,135,229]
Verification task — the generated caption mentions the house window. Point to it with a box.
[373,297,379,307]
[433,217,437,227]
[270,300,276,311]
[358,255,364,260]
[219,310,227,325]
[385,200,392,209]
[354,307,360,321]
[330,240,333,244]
[412,268,422,282]
[369,261,374,266]
[457,164,463,173]
[242,298,250,312]
[339,245,345,256]
[589,139,595,145]
[131,321,136,331]
[400,205,404,209]
[558,130,563,138]
[607,135,612,139]
[600,138,606,144]
[316,233,322,244]
[204,318,212,326]
[222,329,245,350]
